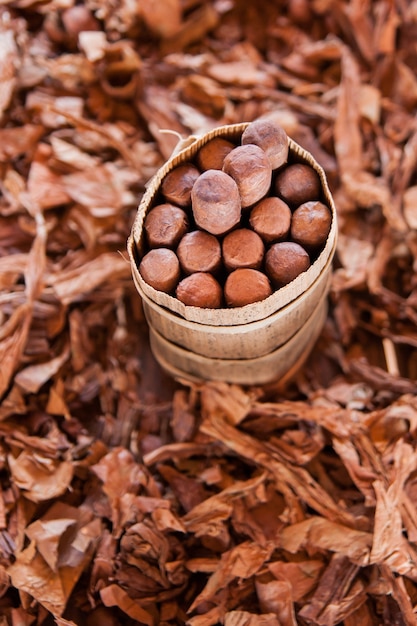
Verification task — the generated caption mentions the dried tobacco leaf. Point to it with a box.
[1,0,417,623]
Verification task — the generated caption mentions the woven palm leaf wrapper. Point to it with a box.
[127,122,337,386]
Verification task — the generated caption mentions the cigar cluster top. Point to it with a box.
[137,119,332,308]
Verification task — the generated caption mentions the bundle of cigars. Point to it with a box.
[136,118,333,310]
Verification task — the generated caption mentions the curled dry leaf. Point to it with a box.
[8,451,73,503]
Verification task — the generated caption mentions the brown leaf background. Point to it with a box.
[1,1,417,624]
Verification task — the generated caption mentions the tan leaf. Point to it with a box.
[14,344,70,394]
[370,480,417,580]
[139,0,182,38]
[224,611,281,626]
[267,560,324,603]
[26,518,76,572]
[189,542,273,612]
[8,452,73,503]
[100,584,155,625]
[280,517,371,566]
[0,30,18,122]
[47,252,130,305]
[255,578,298,626]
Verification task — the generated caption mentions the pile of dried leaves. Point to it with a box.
[1,0,417,624]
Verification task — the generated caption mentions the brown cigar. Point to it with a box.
[222,228,265,271]
[265,241,310,287]
[249,196,292,243]
[196,137,235,171]
[139,248,180,293]
[290,200,332,249]
[222,144,272,208]
[144,203,188,248]
[274,163,321,206]
[241,118,288,170]
[191,169,241,235]
[177,230,222,274]
[224,268,272,307]
[161,163,200,207]
[176,272,223,308]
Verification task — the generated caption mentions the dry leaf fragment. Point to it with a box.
[91,447,155,535]
[334,47,362,178]
[359,84,381,124]
[152,507,186,534]
[343,171,406,232]
[100,584,155,625]
[8,541,69,617]
[160,3,219,54]
[0,125,44,160]
[26,92,85,129]
[331,436,379,507]
[0,29,18,122]
[26,149,72,211]
[342,602,375,626]
[49,136,100,170]
[267,560,324,603]
[370,480,417,580]
[8,451,73,503]
[143,441,226,466]
[14,344,70,394]
[139,0,182,38]
[224,611,281,626]
[208,62,275,88]
[63,165,123,217]
[299,554,366,625]
[280,516,371,565]
[180,74,227,118]
[8,509,100,617]
[34,54,96,91]
[47,252,130,306]
[403,186,417,229]
[378,564,417,626]
[78,30,107,62]
[25,518,76,573]
[342,0,375,64]
[183,605,224,626]
[255,577,298,626]
[332,234,374,292]
[200,413,357,527]
[157,464,210,513]
[231,491,285,546]
[99,41,142,100]
[200,381,256,426]
[182,473,266,532]
[0,308,32,399]
[188,541,274,612]
[373,1,400,54]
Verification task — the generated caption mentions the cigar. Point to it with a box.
[177,230,222,274]
[222,144,272,208]
[176,272,223,308]
[161,162,200,207]
[191,169,241,235]
[144,203,189,248]
[274,163,321,206]
[241,118,289,170]
[249,196,292,243]
[139,248,181,293]
[222,228,265,271]
[224,268,272,307]
[196,137,235,171]
[265,241,310,287]
[290,200,332,250]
